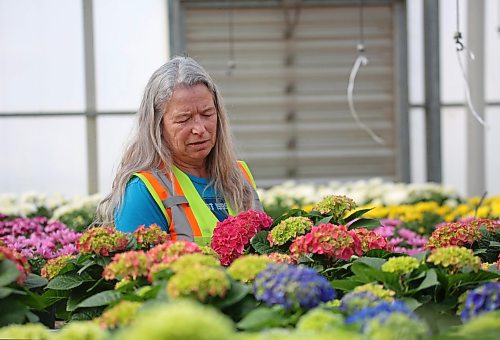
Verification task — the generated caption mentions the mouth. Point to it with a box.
[188,140,209,146]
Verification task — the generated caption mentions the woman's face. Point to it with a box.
[162,84,217,167]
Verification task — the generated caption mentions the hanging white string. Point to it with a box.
[454,0,487,127]
[455,45,487,126]
[347,55,385,145]
[346,0,385,145]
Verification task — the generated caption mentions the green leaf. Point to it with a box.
[330,279,363,291]
[0,287,15,298]
[400,297,423,311]
[23,274,48,289]
[316,216,332,225]
[46,273,90,290]
[0,298,28,326]
[416,269,439,291]
[95,256,111,267]
[237,307,287,331]
[0,259,21,286]
[67,289,92,312]
[355,257,387,270]
[77,259,96,275]
[251,231,278,255]
[350,262,385,283]
[38,290,71,309]
[214,281,250,309]
[448,270,500,289]
[344,208,374,222]
[364,249,398,259]
[347,218,381,230]
[70,307,105,321]
[76,290,122,309]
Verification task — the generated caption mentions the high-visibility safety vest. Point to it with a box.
[133,161,262,246]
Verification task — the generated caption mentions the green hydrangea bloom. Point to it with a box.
[381,256,420,274]
[97,300,142,329]
[56,321,106,340]
[40,254,76,280]
[353,283,395,301]
[427,246,481,273]
[169,253,220,273]
[167,265,230,301]
[268,217,313,246]
[321,299,341,308]
[364,312,429,340]
[240,328,360,340]
[0,323,50,340]
[312,195,356,220]
[227,254,271,283]
[296,308,344,332]
[457,311,500,339]
[118,300,235,340]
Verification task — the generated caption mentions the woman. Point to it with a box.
[96,56,262,244]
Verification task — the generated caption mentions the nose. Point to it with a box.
[191,116,207,135]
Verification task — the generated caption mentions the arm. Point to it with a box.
[114,177,169,233]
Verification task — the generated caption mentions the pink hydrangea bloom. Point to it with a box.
[211,210,273,266]
[289,223,362,261]
[146,240,201,264]
[350,228,391,253]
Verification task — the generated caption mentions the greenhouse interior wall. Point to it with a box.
[1,0,499,199]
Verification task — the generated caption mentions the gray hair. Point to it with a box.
[96,56,254,226]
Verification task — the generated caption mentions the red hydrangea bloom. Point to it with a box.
[427,221,482,250]
[146,240,201,264]
[77,226,128,256]
[289,223,362,261]
[466,218,500,233]
[133,224,169,249]
[0,246,31,286]
[102,250,152,281]
[211,210,273,266]
[350,228,391,253]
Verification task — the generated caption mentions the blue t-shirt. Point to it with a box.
[114,173,228,233]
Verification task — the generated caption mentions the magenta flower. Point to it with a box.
[0,217,80,260]
[211,210,273,266]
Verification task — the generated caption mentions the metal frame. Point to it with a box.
[83,0,99,194]
[423,0,442,183]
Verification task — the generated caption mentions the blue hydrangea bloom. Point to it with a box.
[253,263,336,310]
[461,282,500,322]
[340,291,381,314]
[345,300,416,327]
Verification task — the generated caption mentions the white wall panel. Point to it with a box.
[0,117,86,196]
[93,0,168,111]
[0,0,84,112]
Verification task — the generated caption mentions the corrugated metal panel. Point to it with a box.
[183,2,396,183]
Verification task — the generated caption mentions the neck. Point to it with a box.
[173,160,208,178]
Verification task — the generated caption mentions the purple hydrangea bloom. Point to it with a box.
[0,216,80,259]
[461,283,500,322]
[345,300,416,327]
[253,263,336,310]
[375,220,428,255]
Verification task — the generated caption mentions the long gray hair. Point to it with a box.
[96,56,254,225]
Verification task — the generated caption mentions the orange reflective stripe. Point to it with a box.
[137,171,175,233]
[171,174,203,237]
[137,171,168,200]
[238,162,253,186]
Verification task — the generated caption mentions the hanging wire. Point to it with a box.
[226,0,236,76]
[454,0,487,126]
[347,0,385,145]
